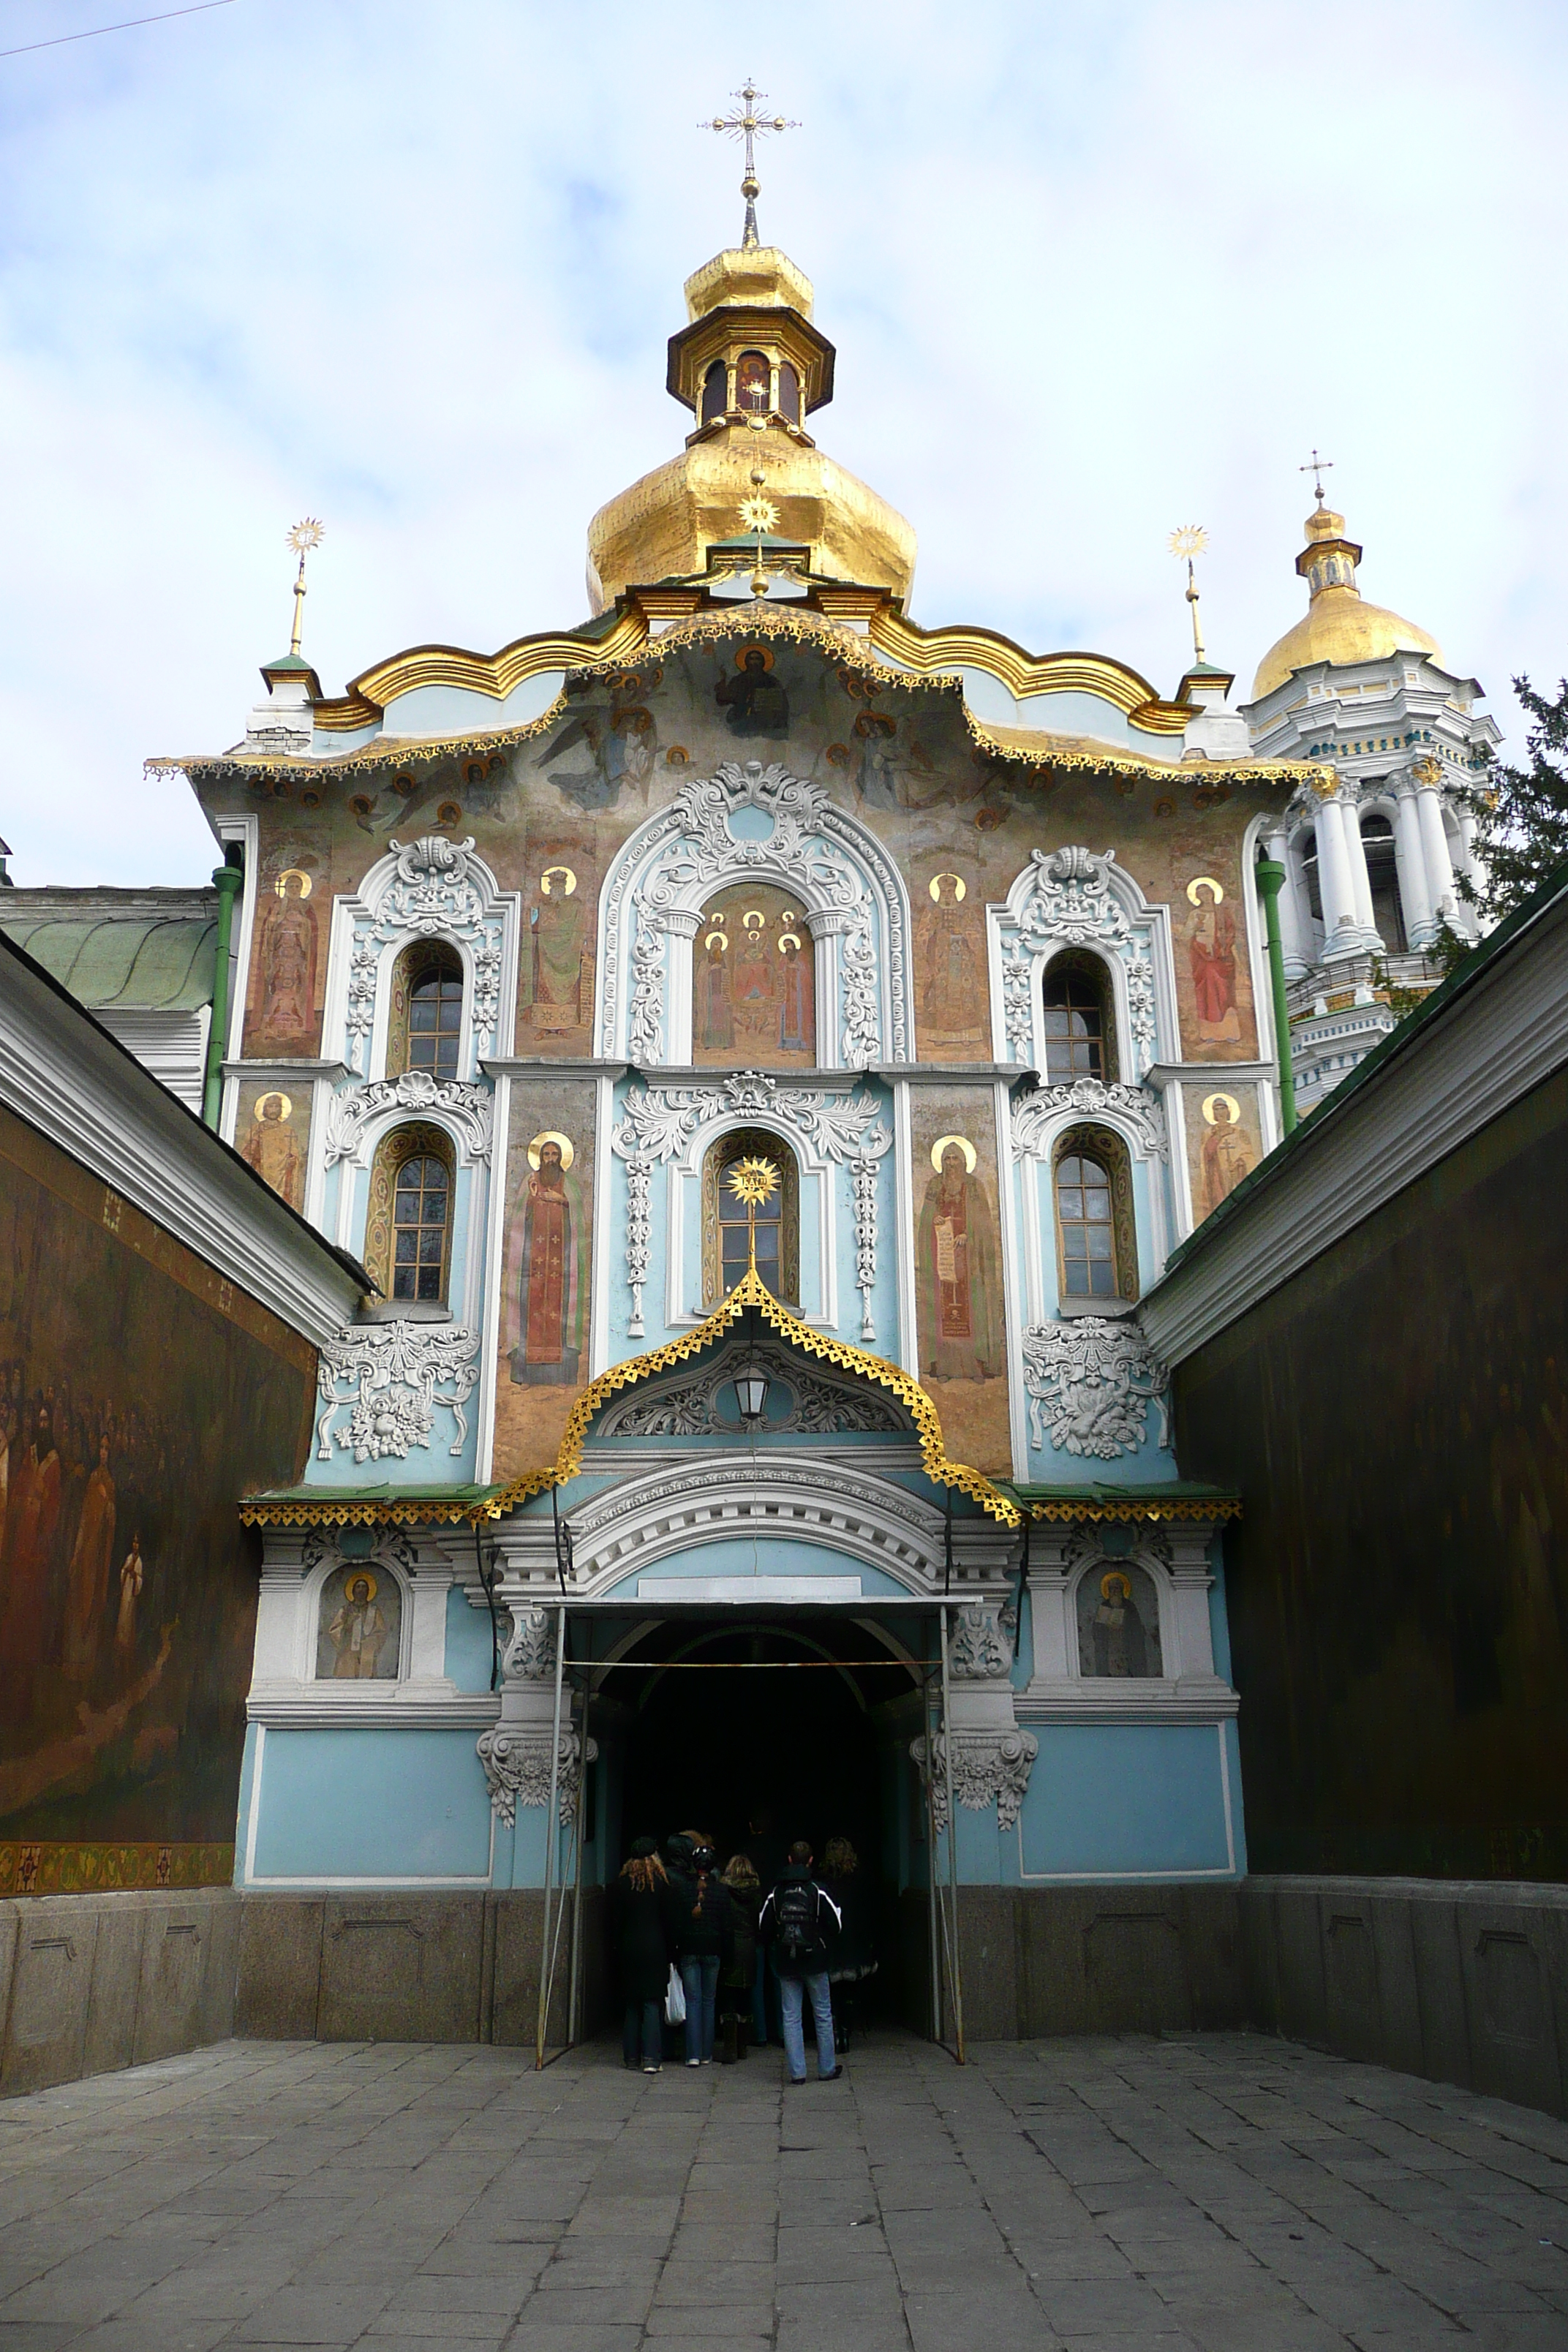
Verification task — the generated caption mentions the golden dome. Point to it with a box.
[1251,502,1441,701]
[586,243,916,614]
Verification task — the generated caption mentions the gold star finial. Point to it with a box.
[1168,524,1208,665]
[284,517,323,658]
[703,81,799,249]
[726,1156,780,1277]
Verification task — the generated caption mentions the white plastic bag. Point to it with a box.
[664,1964,686,2027]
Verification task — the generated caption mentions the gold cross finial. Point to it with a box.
[1168,525,1208,665]
[284,517,323,657]
[703,80,799,249]
[1299,448,1334,505]
[726,1156,779,1275]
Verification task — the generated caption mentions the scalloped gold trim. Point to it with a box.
[237,1494,483,1529]
[1022,1496,1243,1524]
[477,1264,1021,1528]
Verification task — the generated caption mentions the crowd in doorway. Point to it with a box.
[606,1812,877,2086]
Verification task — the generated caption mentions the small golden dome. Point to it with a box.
[1251,503,1441,701]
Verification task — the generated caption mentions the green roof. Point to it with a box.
[999,1480,1242,1521]
[0,889,219,1011]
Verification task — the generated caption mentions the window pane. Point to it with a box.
[410,1000,437,1030]
[1089,1261,1115,1294]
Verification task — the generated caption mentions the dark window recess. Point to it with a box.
[1298,834,1324,923]
[777,361,801,423]
[701,359,728,425]
[392,1154,451,1303]
[1043,962,1109,1083]
[1058,1153,1117,1298]
[408,969,464,1080]
[1361,815,1406,952]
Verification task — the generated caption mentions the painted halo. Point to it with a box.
[742,909,767,930]
[930,1134,978,1174]
[252,1091,293,1122]
[1186,875,1225,905]
[342,1569,378,1602]
[732,642,775,670]
[1201,1093,1241,1126]
[527,1131,575,1171]
[274,867,312,898]
[928,872,967,902]
[1099,1570,1132,1601]
[540,864,577,897]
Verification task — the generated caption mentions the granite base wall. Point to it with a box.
[0,1889,240,2098]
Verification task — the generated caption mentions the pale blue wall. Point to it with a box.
[244,1727,493,1883]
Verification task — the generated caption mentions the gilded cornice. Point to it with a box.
[310,611,649,734]
[478,1265,1022,1528]
[867,611,1192,734]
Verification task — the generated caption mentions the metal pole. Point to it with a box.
[1254,857,1298,1135]
[201,861,243,1130]
[923,1662,941,2046]
[939,1602,965,2065]
[568,1695,587,2048]
[534,1604,566,2069]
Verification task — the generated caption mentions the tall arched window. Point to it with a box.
[777,361,801,423]
[1052,1124,1137,1304]
[701,358,728,426]
[701,1129,799,1306]
[1042,951,1116,1085]
[364,1123,456,1305]
[1360,814,1406,951]
[387,942,464,1080]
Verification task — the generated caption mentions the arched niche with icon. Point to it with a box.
[314,1561,404,1681]
[692,883,815,1068]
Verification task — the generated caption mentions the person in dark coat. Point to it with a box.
[607,1839,679,2073]
[717,1852,761,2060]
[821,1836,877,2052]
[674,1842,734,2065]
[758,1841,843,2085]
[741,1810,787,2042]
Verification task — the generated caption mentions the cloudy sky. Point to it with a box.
[1,0,1564,886]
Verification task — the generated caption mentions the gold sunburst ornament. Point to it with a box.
[1168,524,1208,665]
[727,1156,779,1279]
[285,516,324,658]
[739,494,779,535]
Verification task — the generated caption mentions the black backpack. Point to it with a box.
[774,1877,819,1965]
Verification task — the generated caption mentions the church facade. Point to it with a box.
[106,215,1495,2032]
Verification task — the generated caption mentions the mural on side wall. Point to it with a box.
[909,1096,1011,1475]
[0,1107,313,1849]
[913,868,990,1057]
[1077,1563,1164,1678]
[245,858,323,1058]
[235,1081,311,1213]
[493,1080,597,1482]
[314,1564,401,1681]
[1184,1085,1262,1223]
[519,845,598,1049]
[693,883,815,1068]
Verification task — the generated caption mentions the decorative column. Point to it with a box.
[1314,796,1360,962]
[804,907,855,1072]
[1414,761,1458,930]
[1253,859,1298,1134]
[1338,789,1381,944]
[1393,777,1436,949]
[1264,826,1308,981]
[657,908,701,1065]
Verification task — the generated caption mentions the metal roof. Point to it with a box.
[0,888,219,1011]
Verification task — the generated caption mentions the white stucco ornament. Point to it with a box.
[314,1322,483,1463]
[1020,1319,1170,1460]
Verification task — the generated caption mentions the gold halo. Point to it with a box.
[527,1131,575,1172]
[704,932,728,952]
[342,1567,377,1602]
[777,933,802,953]
[742,909,766,930]
[930,1134,978,1174]
[928,872,967,902]
[733,642,775,671]
[1099,1570,1132,1601]
[253,1091,293,1122]
[540,864,577,897]
[1202,1093,1240,1126]
[1186,875,1224,905]
[274,868,312,899]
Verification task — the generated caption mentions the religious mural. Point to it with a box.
[519,848,597,1045]
[0,1104,314,1853]
[536,671,663,811]
[492,1077,597,1481]
[235,1080,311,1213]
[1184,875,1242,1047]
[245,859,323,1058]
[715,644,790,738]
[693,883,815,1068]
[909,1093,1011,1474]
[314,1564,401,1681]
[913,868,990,1056]
[1184,1085,1262,1223]
[1077,1562,1164,1678]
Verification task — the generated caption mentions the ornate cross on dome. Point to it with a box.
[703,80,799,249]
[1300,448,1335,505]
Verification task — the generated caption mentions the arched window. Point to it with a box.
[1296,830,1324,924]
[1042,951,1116,1084]
[777,361,801,423]
[1053,1124,1137,1304]
[701,358,728,426]
[735,350,771,417]
[387,942,464,1080]
[701,1129,799,1307]
[1361,814,1406,951]
[364,1123,456,1306]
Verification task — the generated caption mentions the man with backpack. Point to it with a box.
[757,1840,844,2085]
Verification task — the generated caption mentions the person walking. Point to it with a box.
[821,1836,876,2054]
[675,1840,734,2066]
[758,1839,843,2085]
[717,1852,761,2061]
[607,1838,679,2074]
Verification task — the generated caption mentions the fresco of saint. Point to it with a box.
[1199,1094,1254,1218]
[716,647,789,737]
[61,1433,116,1682]
[508,1136,584,1387]
[0,1401,63,1718]
[325,1571,392,1679]
[916,1142,1003,1383]
[252,872,319,1054]
[1188,886,1241,1044]
[521,865,589,1035]
[241,1093,304,1210]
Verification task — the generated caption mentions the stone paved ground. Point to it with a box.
[2,2034,1568,2352]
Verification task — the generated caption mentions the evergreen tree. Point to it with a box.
[1460,676,1568,920]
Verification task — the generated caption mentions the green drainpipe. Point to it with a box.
[202,861,244,1131]
[1254,857,1298,1136]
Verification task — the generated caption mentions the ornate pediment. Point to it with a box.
[591,1338,912,1441]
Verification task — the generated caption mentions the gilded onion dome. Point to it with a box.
[1251,499,1441,701]
[586,243,916,614]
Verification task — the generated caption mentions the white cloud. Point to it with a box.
[0,0,1563,883]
